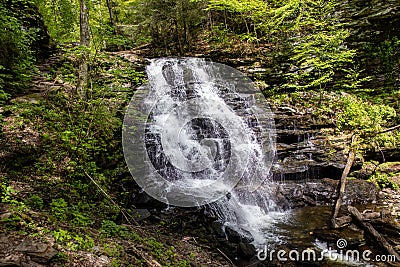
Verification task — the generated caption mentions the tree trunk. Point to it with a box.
[77,0,90,99]
[106,0,116,32]
[107,0,121,39]
[331,134,357,227]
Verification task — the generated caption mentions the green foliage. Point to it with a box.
[53,228,95,251]
[0,182,26,210]
[369,172,399,190]
[1,213,22,230]
[1,182,17,204]
[206,25,235,49]
[26,194,44,210]
[134,0,206,54]
[207,0,268,41]
[337,96,396,135]
[273,0,368,93]
[284,29,360,91]
[336,95,399,154]
[36,0,79,42]
[102,242,124,257]
[70,207,92,227]
[1,49,144,241]
[146,237,165,260]
[361,37,400,87]
[266,0,336,33]
[0,1,36,95]
[206,0,369,94]
[100,220,130,238]
[50,198,68,221]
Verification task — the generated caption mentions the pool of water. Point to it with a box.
[240,205,380,267]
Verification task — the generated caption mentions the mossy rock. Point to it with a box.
[387,175,400,189]
[376,162,400,174]
[10,93,43,104]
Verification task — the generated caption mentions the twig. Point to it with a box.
[377,124,400,134]
[216,248,235,266]
[84,170,138,226]
[130,245,162,267]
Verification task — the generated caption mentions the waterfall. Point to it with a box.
[123,57,283,246]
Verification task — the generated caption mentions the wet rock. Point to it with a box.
[271,106,347,182]
[131,209,151,221]
[378,188,400,217]
[211,221,226,238]
[131,191,167,209]
[225,226,242,243]
[352,161,378,179]
[238,242,256,259]
[342,179,378,204]
[225,226,254,244]
[274,178,377,208]
[313,228,364,249]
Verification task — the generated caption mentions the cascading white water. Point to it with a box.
[124,57,286,246]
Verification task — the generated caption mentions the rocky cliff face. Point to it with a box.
[271,104,346,181]
[339,0,400,42]
[339,0,400,89]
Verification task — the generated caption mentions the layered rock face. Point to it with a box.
[339,0,400,89]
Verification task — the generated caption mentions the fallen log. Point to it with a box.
[348,206,400,262]
[331,135,357,228]
[362,211,382,220]
[331,215,352,228]
[332,211,382,228]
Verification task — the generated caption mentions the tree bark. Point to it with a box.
[77,0,90,99]
[106,0,115,27]
[331,211,381,228]
[331,134,357,228]
[348,206,400,262]
[331,215,352,228]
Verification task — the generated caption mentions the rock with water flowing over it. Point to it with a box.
[224,226,254,244]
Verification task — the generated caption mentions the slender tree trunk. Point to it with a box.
[331,134,357,227]
[106,0,122,50]
[77,0,90,99]
[106,0,116,32]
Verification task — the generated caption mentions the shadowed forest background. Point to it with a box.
[0,0,399,266]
